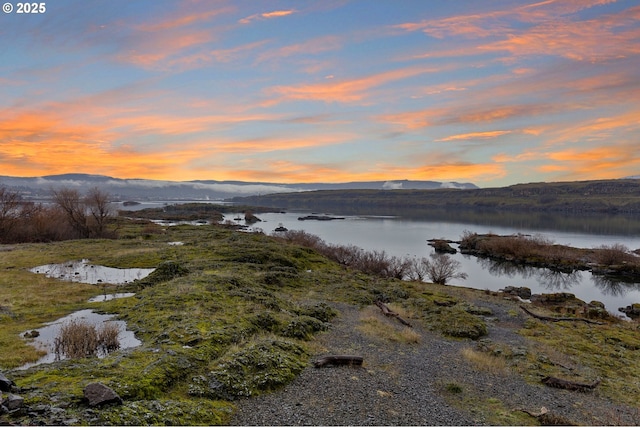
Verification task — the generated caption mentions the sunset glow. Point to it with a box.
[1,0,639,186]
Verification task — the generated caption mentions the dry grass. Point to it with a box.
[461,347,509,375]
[357,306,421,344]
[54,320,121,360]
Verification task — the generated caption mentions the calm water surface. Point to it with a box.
[229,211,640,317]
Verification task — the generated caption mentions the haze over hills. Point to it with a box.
[0,174,478,201]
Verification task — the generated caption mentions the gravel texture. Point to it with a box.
[230,300,639,426]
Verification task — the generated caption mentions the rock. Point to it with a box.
[3,394,24,411]
[0,372,14,392]
[428,239,457,254]
[83,383,122,407]
[24,330,40,338]
[500,286,532,299]
[618,303,640,319]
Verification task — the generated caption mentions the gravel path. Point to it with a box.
[230,300,639,426]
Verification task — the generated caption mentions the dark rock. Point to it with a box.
[0,372,14,392]
[618,303,640,319]
[83,383,122,407]
[3,394,24,411]
[428,239,457,254]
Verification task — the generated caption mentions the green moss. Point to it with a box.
[197,338,308,399]
[438,308,488,339]
[135,260,189,288]
[282,315,328,340]
[96,398,234,426]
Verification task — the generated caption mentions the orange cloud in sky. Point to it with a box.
[239,9,295,24]
[539,144,640,181]
[437,131,512,142]
[267,65,444,104]
[256,35,342,64]
[377,162,507,183]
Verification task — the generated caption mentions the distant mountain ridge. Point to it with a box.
[0,174,478,201]
[233,178,640,215]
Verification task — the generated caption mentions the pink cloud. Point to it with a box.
[239,9,295,24]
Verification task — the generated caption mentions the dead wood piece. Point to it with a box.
[519,305,603,325]
[375,301,412,327]
[313,355,363,368]
[542,376,601,392]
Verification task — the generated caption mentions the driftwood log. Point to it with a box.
[313,355,363,368]
[542,376,601,392]
[375,301,412,327]
[519,305,603,325]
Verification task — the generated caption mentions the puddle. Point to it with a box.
[151,219,210,226]
[30,260,155,285]
[88,293,136,302]
[18,309,141,370]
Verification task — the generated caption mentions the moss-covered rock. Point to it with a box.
[282,315,328,340]
[438,308,488,340]
[136,261,189,287]
[195,338,308,399]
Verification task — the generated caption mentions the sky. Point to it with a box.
[1,0,639,187]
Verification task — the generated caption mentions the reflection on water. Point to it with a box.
[30,260,155,285]
[592,275,640,298]
[18,309,141,370]
[537,269,583,291]
[88,293,136,302]
[476,255,640,298]
[476,257,583,291]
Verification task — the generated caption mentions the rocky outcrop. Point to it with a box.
[83,383,122,407]
[500,286,531,300]
[0,372,14,392]
[427,239,457,254]
[618,303,640,319]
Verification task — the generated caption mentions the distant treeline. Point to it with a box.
[232,179,640,215]
[0,186,115,244]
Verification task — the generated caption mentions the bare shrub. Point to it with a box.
[54,320,99,359]
[424,254,468,285]
[405,256,429,281]
[593,243,634,265]
[476,234,553,259]
[54,320,121,360]
[323,244,363,266]
[278,230,326,249]
[98,322,121,353]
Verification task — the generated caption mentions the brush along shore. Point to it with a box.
[457,232,640,280]
[0,221,639,425]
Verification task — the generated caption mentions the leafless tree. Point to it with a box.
[51,187,90,238]
[0,185,22,240]
[84,187,113,237]
[51,187,114,238]
[423,253,468,285]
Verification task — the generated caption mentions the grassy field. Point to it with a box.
[1,219,639,425]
